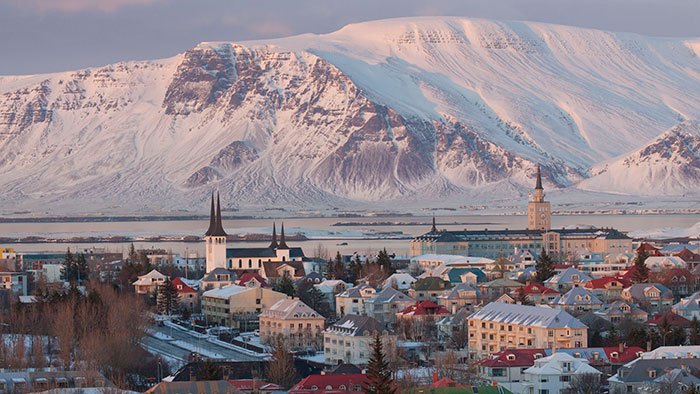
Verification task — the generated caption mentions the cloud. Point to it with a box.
[17,0,164,13]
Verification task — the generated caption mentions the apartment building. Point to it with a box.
[259,298,325,350]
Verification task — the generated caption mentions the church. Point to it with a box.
[204,194,306,280]
[410,167,633,259]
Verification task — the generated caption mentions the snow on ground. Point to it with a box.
[169,340,226,359]
[628,221,700,239]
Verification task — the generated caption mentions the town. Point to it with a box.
[1,172,699,394]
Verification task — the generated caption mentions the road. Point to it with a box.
[143,322,264,362]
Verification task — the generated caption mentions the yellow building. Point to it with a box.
[467,302,588,359]
[259,298,325,351]
[202,284,288,329]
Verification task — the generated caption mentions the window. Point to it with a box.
[491,368,506,377]
[340,385,346,390]
[311,386,318,390]
[649,370,657,378]
[560,376,571,382]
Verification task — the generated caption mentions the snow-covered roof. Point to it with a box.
[326,314,387,337]
[383,273,416,289]
[365,286,414,304]
[544,267,592,284]
[203,284,251,298]
[524,352,602,376]
[260,299,323,320]
[551,287,603,306]
[673,292,700,311]
[638,346,700,360]
[314,279,351,293]
[469,302,587,329]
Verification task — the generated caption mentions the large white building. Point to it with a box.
[522,352,601,394]
[323,314,394,365]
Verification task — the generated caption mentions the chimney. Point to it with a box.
[647,340,652,352]
[619,342,624,353]
[433,371,438,384]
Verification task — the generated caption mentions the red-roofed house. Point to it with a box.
[229,379,282,394]
[518,282,560,304]
[676,248,700,270]
[396,300,451,319]
[637,242,663,256]
[172,277,198,311]
[645,311,692,328]
[235,273,270,288]
[654,268,699,298]
[584,277,628,302]
[477,346,643,393]
[288,373,368,394]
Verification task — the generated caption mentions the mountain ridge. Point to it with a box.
[1,17,700,214]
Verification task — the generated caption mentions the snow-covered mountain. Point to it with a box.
[1,17,700,214]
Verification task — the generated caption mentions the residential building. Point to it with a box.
[550,287,603,312]
[202,285,287,329]
[364,287,415,324]
[295,272,324,286]
[200,267,235,291]
[639,368,700,394]
[672,292,700,320]
[396,300,451,320]
[437,282,480,313]
[621,283,674,313]
[261,261,306,282]
[132,269,167,295]
[382,273,416,292]
[467,302,588,359]
[544,267,592,292]
[147,381,244,394]
[314,279,352,312]
[172,277,199,311]
[409,277,453,302]
[645,311,691,329]
[584,276,628,303]
[288,372,367,394]
[595,300,649,324]
[235,273,270,288]
[228,380,283,394]
[479,345,642,393]
[676,248,700,270]
[654,268,699,298]
[335,284,376,317]
[477,278,524,301]
[323,315,394,365]
[609,357,700,394]
[522,352,602,394]
[660,244,700,256]
[259,298,325,350]
[645,256,687,272]
[0,271,28,296]
[518,282,560,304]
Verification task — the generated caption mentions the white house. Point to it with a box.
[132,269,167,295]
[673,292,700,320]
[645,256,687,273]
[382,273,416,292]
[523,352,602,394]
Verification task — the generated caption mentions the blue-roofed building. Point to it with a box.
[447,267,487,284]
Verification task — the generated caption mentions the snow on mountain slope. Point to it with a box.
[1,17,700,214]
[578,120,700,196]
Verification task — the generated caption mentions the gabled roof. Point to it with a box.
[676,248,700,262]
[289,373,367,394]
[413,277,453,291]
[326,314,388,337]
[260,299,323,320]
[172,277,197,293]
[203,284,252,298]
[623,283,674,301]
[201,267,234,282]
[524,352,601,376]
[469,302,587,329]
[397,300,451,316]
[337,284,374,299]
[365,287,414,304]
[645,311,692,327]
[673,291,700,311]
[478,278,524,288]
[228,380,282,391]
[610,358,700,384]
[521,282,559,295]
[551,287,603,306]
[544,267,592,284]
[584,276,628,290]
[447,267,486,283]
[440,283,480,300]
[236,273,270,288]
[383,273,416,289]
[262,261,305,278]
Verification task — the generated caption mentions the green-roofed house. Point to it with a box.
[447,267,487,284]
[409,277,454,302]
[476,278,525,301]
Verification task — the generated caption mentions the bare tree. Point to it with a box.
[449,320,469,350]
[567,373,603,394]
[265,338,297,388]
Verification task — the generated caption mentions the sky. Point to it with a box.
[1,0,700,75]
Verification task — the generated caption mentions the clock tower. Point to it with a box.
[528,166,551,231]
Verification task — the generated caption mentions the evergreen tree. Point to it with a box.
[376,248,394,276]
[274,275,296,297]
[589,330,604,347]
[61,248,75,282]
[75,253,89,283]
[297,281,330,317]
[535,248,555,283]
[363,334,396,394]
[493,251,510,279]
[632,247,650,283]
[157,278,179,315]
[690,317,700,345]
[516,286,533,305]
[197,359,222,380]
[128,243,138,263]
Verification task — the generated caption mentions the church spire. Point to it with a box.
[205,192,216,236]
[535,165,543,190]
[210,192,227,237]
[278,222,289,249]
[431,216,437,233]
[269,222,279,249]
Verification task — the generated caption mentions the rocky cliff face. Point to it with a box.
[0,17,700,213]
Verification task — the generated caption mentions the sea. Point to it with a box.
[0,214,698,258]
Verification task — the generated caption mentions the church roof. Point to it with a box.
[205,192,227,237]
[535,165,543,190]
